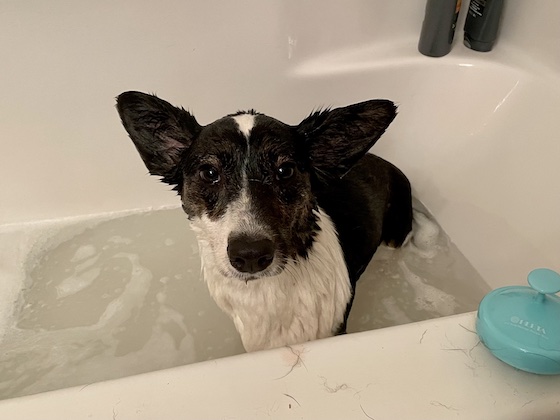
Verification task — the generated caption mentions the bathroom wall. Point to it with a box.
[283,0,560,72]
[0,1,288,225]
[498,1,560,72]
[1,1,558,226]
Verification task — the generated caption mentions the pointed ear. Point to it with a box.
[297,100,397,179]
[116,91,201,184]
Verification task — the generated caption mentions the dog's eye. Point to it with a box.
[276,162,296,180]
[198,165,221,184]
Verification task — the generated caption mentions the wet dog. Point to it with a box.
[116,91,412,351]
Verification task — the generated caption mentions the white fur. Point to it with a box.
[232,114,255,139]
[190,207,351,352]
[189,186,277,279]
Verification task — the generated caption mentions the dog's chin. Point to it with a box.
[220,263,286,283]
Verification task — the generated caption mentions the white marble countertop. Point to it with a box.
[1,312,559,419]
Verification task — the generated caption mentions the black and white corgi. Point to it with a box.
[116,91,412,351]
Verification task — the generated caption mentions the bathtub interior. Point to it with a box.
[2,61,559,401]
[2,0,560,405]
[0,196,488,400]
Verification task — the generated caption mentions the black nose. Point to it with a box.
[227,234,275,274]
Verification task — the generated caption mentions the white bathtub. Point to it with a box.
[1,1,560,418]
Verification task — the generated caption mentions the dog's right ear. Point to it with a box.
[116,91,201,184]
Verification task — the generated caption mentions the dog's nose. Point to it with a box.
[227,234,275,274]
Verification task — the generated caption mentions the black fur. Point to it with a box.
[313,154,412,330]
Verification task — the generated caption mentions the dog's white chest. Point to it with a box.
[196,208,351,352]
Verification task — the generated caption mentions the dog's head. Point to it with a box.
[116,92,396,281]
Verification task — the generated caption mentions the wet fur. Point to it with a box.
[116,91,413,351]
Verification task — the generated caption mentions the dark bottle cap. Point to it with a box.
[463,33,494,52]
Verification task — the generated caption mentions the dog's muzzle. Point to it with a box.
[227,234,275,274]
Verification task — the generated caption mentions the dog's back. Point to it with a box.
[314,153,412,329]
[316,153,412,282]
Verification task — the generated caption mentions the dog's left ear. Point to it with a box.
[296,100,397,179]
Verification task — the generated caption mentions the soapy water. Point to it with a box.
[0,209,242,400]
[348,201,490,330]
[0,200,490,400]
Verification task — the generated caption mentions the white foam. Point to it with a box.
[381,296,412,324]
[409,209,441,258]
[108,235,133,245]
[398,260,458,316]
[56,267,101,298]
[0,229,31,338]
[70,244,97,262]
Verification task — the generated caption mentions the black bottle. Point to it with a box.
[418,0,462,57]
[464,0,505,52]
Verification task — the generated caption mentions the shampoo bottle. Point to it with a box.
[418,0,462,57]
[464,0,504,52]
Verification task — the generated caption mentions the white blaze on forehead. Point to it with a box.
[232,113,256,139]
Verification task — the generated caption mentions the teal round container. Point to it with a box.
[476,268,560,375]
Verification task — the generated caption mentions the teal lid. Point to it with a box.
[476,268,560,375]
